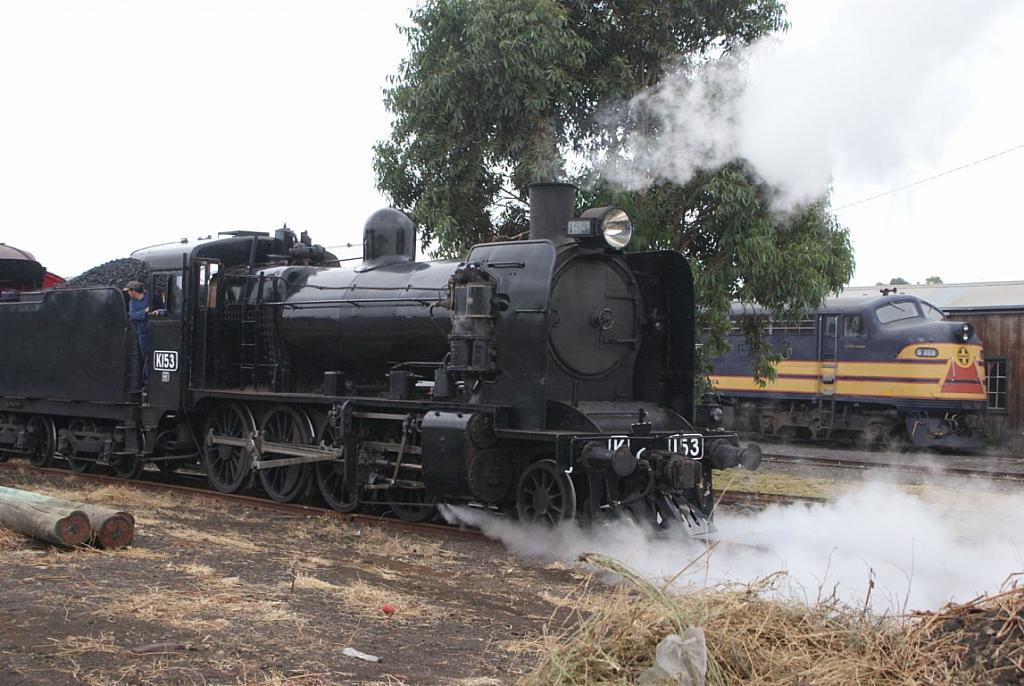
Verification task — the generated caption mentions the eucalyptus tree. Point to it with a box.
[374,0,855,383]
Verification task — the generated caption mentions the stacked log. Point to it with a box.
[0,486,135,548]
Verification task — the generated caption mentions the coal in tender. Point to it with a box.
[55,258,150,290]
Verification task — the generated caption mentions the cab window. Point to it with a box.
[169,274,183,314]
[150,272,184,315]
[920,301,946,321]
[875,301,920,325]
[843,314,864,337]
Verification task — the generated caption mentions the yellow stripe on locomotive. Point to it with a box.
[709,294,987,449]
[711,343,986,402]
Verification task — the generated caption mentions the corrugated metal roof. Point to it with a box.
[840,281,1024,313]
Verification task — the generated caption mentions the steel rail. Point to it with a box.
[714,490,827,509]
[760,451,1024,483]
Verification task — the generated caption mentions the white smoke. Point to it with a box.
[442,481,1024,612]
[600,0,1014,208]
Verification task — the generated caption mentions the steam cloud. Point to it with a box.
[600,0,1013,208]
[442,481,1024,612]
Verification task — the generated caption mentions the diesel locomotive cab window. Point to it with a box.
[986,358,1009,411]
[875,301,920,324]
[843,315,864,337]
[920,301,946,321]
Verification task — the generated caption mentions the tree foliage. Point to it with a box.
[374,0,856,384]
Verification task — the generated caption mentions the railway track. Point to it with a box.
[715,489,826,509]
[0,457,821,542]
[760,451,1024,484]
[0,460,490,541]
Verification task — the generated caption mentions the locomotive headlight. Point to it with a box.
[573,206,635,250]
[956,322,974,343]
[599,208,634,249]
[709,406,724,426]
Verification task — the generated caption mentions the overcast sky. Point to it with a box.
[1,1,1020,287]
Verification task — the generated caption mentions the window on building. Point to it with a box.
[985,358,1009,411]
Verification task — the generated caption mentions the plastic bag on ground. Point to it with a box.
[637,627,707,686]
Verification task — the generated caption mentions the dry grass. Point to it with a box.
[164,526,263,554]
[716,468,841,499]
[345,526,460,564]
[519,555,988,686]
[916,583,1024,681]
[333,577,450,621]
[3,468,578,685]
[96,578,296,631]
[48,633,122,656]
[346,560,402,581]
[536,576,603,615]
[0,525,26,551]
[88,484,182,510]
[289,572,343,591]
[171,561,218,578]
[12,480,181,511]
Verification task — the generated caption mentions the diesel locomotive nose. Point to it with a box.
[954,321,975,343]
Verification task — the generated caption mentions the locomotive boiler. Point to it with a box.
[0,183,760,532]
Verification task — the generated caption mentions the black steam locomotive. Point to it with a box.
[0,184,760,532]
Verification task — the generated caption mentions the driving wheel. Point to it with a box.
[258,405,313,503]
[389,486,437,523]
[201,402,255,493]
[516,459,576,526]
[315,423,359,512]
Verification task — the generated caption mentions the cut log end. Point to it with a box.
[96,514,135,549]
[56,511,91,547]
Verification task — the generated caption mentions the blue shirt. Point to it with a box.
[128,292,150,342]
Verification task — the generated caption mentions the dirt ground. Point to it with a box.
[0,466,597,686]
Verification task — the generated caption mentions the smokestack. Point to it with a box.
[528,182,577,244]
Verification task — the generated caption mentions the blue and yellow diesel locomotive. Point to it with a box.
[710,294,987,450]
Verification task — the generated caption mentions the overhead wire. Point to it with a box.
[832,142,1024,212]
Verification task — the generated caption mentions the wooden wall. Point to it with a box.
[955,311,1024,445]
